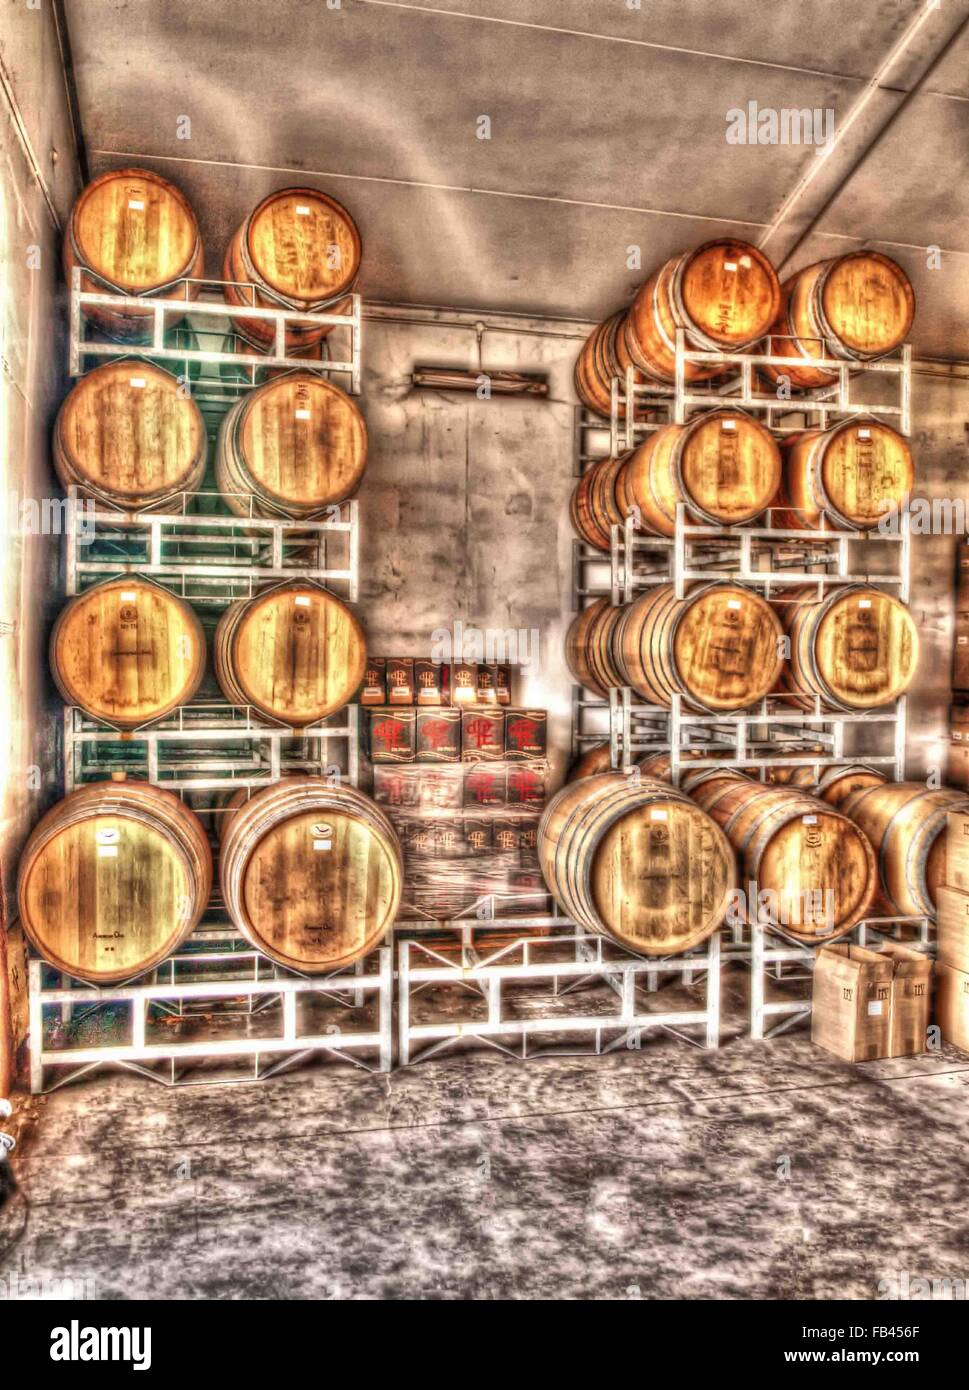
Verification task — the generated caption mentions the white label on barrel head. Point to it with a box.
[960,637,968,645]
[858,429,871,439]
[722,419,737,431]
[859,599,872,609]
[295,408,311,419]
[128,199,145,210]
[313,839,332,851]
[739,255,751,268]
[294,596,311,607]
[129,377,146,388]
[120,591,137,602]
[803,815,818,824]
[97,845,119,858]
[295,205,311,215]
[727,599,742,610]
[867,1000,883,1016]
[650,809,668,821]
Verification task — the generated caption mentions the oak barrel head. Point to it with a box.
[216,583,367,726]
[55,360,206,508]
[69,167,201,291]
[808,587,918,710]
[17,782,211,983]
[815,420,913,530]
[220,778,402,972]
[674,410,781,527]
[51,577,206,728]
[672,585,784,711]
[818,252,915,358]
[244,188,361,304]
[675,240,781,349]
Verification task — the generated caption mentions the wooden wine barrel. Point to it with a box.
[615,582,784,712]
[215,371,367,519]
[624,240,781,386]
[220,777,402,971]
[569,455,626,552]
[538,772,734,954]
[566,743,614,781]
[53,360,207,509]
[774,419,913,531]
[776,584,919,711]
[781,763,887,808]
[64,168,203,341]
[614,410,781,537]
[564,598,625,697]
[574,312,647,418]
[213,787,252,844]
[213,582,366,726]
[17,779,212,983]
[841,781,969,919]
[223,188,361,350]
[689,771,877,941]
[51,577,206,727]
[762,252,915,389]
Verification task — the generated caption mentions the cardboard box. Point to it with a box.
[461,707,505,762]
[506,763,546,806]
[415,659,445,706]
[450,661,478,705]
[386,658,414,705]
[369,708,416,762]
[373,765,421,809]
[495,664,513,706]
[954,618,969,691]
[415,708,461,762]
[946,739,969,791]
[945,809,969,894]
[936,884,969,973]
[464,764,506,808]
[419,765,463,813]
[935,961,969,1053]
[504,709,548,760]
[360,658,386,706]
[463,818,493,855]
[811,944,894,1062]
[476,664,498,704]
[879,943,932,1057]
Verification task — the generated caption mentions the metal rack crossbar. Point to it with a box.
[62,701,360,793]
[28,938,393,1092]
[66,488,359,603]
[608,689,907,783]
[612,507,910,605]
[69,270,362,394]
[397,916,721,1063]
[613,332,912,450]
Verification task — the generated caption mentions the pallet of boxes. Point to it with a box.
[934,809,969,1052]
[360,656,548,919]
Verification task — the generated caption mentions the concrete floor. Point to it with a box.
[2,967,969,1301]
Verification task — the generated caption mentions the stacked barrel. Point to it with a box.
[550,236,924,945]
[20,169,398,985]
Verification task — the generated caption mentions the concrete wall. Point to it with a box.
[0,1,81,921]
[355,307,965,792]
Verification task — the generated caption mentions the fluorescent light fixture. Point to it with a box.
[411,367,549,397]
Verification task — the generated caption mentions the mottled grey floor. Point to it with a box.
[2,966,969,1301]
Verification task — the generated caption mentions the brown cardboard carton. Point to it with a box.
[461,707,505,761]
[415,708,461,761]
[936,884,969,973]
[945,809,969,894]
[811,944,893,1062]
[369,708,416,762]
[360,658,386,706]
[504,709,548,761]
[878,943,932,1057]
[954,618,969,691]
[386,658,414,705]
[415,659,444,706]
[946,740,969,791]
[935,961,969,1053]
